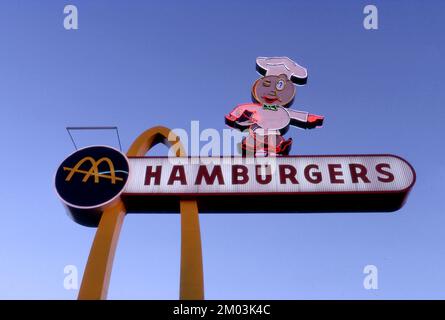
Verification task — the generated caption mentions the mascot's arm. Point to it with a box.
[288,109,324,129]
[225,103,261,129]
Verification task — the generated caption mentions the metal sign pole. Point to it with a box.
[180,199,204,300]
[78,200,126,299]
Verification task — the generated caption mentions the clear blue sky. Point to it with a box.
[0,0,444,299]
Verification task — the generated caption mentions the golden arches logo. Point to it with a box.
[63,156,124,184]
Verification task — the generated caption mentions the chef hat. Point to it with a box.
[256,57,308,85]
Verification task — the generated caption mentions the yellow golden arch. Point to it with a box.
[78,126,204,300]
[64,156,123,184]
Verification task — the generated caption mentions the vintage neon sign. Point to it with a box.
[54,57,416,300]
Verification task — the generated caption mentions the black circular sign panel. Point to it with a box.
[55,146,129,209]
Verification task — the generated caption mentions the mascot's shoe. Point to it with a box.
[240,137,293,156]
[275,137,292,155]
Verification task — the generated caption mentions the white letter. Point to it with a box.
[222,128,244,157]
[63,265,78,290]
[200,128,220,164]
[190,120,200,157]
[64,5,79,30]
[169,128,188,156]
[363,5,378,30]
[363,264,378,289]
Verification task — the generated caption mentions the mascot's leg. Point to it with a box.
[240,133,292,156]
[267,135,292,156]
[240,132,267,157]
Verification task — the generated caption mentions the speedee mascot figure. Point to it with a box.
[225,57,324,156]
